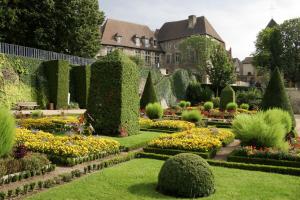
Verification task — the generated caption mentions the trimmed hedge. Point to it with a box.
[87,50,139,136]
[70,65,91,108]
[143,147,216,159]
[140,72,158,109]
[220,85,235,110]
[43,60,70,109]
[261,67,295,127]
[137,152,300,176]
[227,155,300,168]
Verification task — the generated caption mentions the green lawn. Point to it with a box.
[101,131,163,150]
[27,159,300,200]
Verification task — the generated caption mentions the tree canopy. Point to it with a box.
[0,0,104,58]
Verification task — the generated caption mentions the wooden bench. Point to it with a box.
[17,102,39,110]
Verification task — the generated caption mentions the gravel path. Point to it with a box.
[214,139,241,161]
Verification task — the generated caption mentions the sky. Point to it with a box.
[99,0,300,60]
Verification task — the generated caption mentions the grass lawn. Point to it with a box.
[27,158,300,200]
[101,131,163,150]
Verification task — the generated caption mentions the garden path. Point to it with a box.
[214,139,241,161]
[11,109,86,116]
[295,115,300,135]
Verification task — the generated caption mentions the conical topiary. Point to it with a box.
[220,85,235,110]
[140,72,158,109]
[261,67,296,127]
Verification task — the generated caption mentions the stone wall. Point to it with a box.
[287,88,300,114]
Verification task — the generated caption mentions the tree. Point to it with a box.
[207,44,235,95]
[0,0,104,58]
[261,67,295,127]
[140,72,158,109]
[179,35,216,75]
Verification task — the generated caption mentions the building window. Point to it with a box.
[166,54,171,64]
[144,38,150,47]
[135,50,141,57]
[145,51,150,65]
[175,53,181,64]
[155,53,160,65]
[135,37,141,47]
[107,47,113,54]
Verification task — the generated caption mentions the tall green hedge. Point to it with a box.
[70,65,91,108]
[261,67,295,127]
[43,60,70,109]
[140,72,158,109]
[220,85,235,110]
[87,50,139,136]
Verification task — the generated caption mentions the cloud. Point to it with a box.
[99,0,300,59]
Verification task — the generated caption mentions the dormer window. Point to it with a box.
[133,35,141,47]
[150,38,157,47]
[142,36,150,48]
[114,33,122,43]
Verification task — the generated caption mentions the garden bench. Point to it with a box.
[16,101,39,110]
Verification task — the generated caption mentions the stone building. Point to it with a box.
[99,15,226,77]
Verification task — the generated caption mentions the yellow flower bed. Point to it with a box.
[139,118,195,131]
[16,128,120,157]
[18,116,79,132]
[149,128,234,152]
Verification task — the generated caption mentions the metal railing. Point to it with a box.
[0,42,96,65]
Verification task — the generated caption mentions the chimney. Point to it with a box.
[188,15,197,28]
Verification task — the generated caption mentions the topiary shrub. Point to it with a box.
[212,97,220,108]
[145,103,163,120]
[178,100,190,109]
[87,50,139,136]
[43,60,70,109]
[140,72,158,109]
[204,101,214,111]
[261,67,295,127]
[220,85,235,110]
[157,153,215,198]
[0,107,16,157]
[181,110,202,123]
[185,82,202,105]
[240,103,250,110]
[199,86,214,102]
[226,102,238,112]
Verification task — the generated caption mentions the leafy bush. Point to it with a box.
[226,102,238,111]
[87,51,139,136]
[232,109,290,151]
[0,107,16,157]
[185,82,202,105]
[43,60,70,109]
[261,67,295,127]
[212,97,220,108]
[157,153,215,198]
[31,110,43,118]
[204,101,214,111]
[178,100,191,108]
[236,88,262,109]
[240,103,250,110]
[220,85,235,110]
[145,103,163,119]
[200,86,214,102]
[140,72,158,109]
[264,108,292,133]
[181,110,202,123]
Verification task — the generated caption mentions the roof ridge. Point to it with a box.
[106,18,151,29]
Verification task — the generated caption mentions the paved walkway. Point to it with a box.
[12,109,86,116]
[214,139,241,161]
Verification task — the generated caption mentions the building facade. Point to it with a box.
[99,15,226,76]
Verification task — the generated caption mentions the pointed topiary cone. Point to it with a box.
[140,71,158,109]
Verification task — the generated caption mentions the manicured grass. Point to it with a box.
[27,159,300,200]
[101,131,163,150]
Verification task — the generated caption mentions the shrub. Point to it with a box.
[31,110,43,118]
[181,110,202,123]
[240,103,250,110]
[178,100,191,108]
[140,72,158,109]
[226,102,238,111]
[200,86,214,102]
[220,85,235,110]
[87,50,139,136]
[232,110,289,151]
[204,101,214,111]
[157,153,215,198]
[212,97,220,108]
[264,108,292,134]
[185,82,202,105]
[236,88,262,109]
[261,67,295,127]
[0,107,16,157]
[145,103,163,119]
[43,60,70,109]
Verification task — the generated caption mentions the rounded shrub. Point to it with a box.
[178,100,190,109]
[220,85,235,110]
[181,110,202,123]
[212,97,220,108]
[240,103,249,110]
[226,102,238,111]
[0,107,16,157]
[145,103,163,119]
[204,101,214,111]
[157,153,215,198]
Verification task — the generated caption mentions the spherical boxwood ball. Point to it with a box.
[157,153,215,198]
